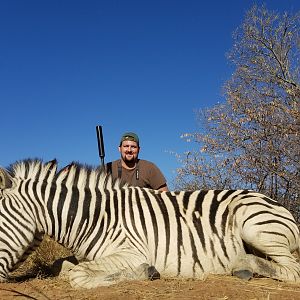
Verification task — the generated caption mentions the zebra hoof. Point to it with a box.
[148,266,160,280]
[233,270,253,280]
[51,255,79,277]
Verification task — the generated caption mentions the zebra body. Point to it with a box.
[0,159,299,288]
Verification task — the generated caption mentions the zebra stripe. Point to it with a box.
[0,159,299,288]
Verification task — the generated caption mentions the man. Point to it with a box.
[106,132,169,191]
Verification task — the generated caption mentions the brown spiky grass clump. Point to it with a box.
[10,236,73,280]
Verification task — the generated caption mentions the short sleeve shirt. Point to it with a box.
[106,159,167,190]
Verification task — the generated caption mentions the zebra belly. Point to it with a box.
[153,237,243,278]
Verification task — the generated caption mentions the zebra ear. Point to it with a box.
[0,168,13,189]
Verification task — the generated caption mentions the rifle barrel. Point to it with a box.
[96,125,105,167]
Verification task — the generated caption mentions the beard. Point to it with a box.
[122,153,136,162]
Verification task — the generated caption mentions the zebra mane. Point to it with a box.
[7,158,122,191]
[7,158,54,178]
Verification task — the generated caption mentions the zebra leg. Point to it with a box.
[232,253,300,282]
[69,251,150,288]
[234,222,300,282]
[232,254,270,280]
[69,261,150,288]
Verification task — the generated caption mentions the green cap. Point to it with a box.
[120,132,139,146]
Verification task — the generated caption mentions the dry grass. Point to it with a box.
[11,236,72,280]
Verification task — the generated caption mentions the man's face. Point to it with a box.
[119,140,140,163]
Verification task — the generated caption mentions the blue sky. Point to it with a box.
[1,0,299,189]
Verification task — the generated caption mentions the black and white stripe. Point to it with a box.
[0,159,299,288]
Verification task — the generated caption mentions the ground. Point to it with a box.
[1,275,300,300]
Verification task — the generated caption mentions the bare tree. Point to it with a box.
[175,5,300,220]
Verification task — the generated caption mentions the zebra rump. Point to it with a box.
[0,159,299,289]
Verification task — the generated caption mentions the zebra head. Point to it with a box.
[0,161,54,282]
[0,167,20,281]
[0,167,13,190]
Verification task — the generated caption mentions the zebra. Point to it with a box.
[0,159,299,289]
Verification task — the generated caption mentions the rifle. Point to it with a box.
[96,125,105,169]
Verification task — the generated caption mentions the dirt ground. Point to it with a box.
[1,275,300,300]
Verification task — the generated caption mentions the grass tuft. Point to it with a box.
[11,236,73,280]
